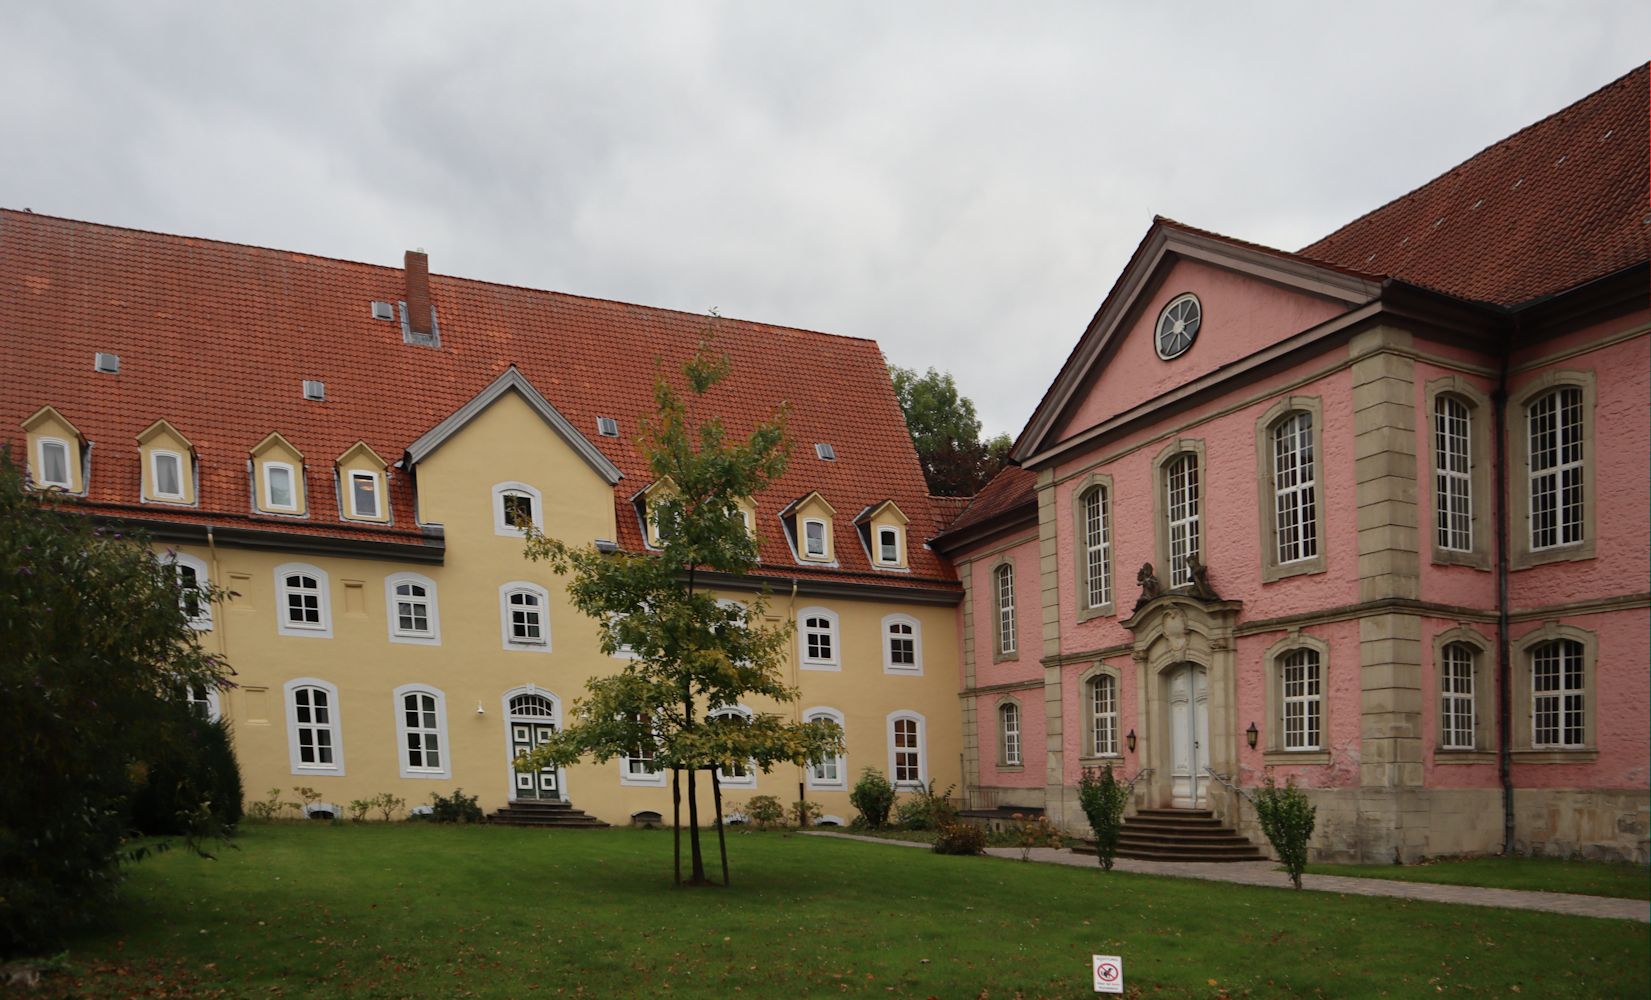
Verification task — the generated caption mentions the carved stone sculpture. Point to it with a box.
[1184,553,1220,602]
[1134,562,1162,610]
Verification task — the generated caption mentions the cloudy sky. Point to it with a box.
[4,2,1646,437]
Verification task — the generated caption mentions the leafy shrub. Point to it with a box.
[743,795,785,829]
[1078,765,1132,871]
[347,799,373,822]
[373,793,406,822]
[931,822,987,856]
[849,768,896,829]
[790,799,822,828]
[429,788,484,824]
[1254,775,1317,889]
[1010,812,1063,861]
[130,710,243,836]
[894,781,958,831]
[245,787,297,822]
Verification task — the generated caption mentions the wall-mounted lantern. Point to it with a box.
[1126,729,1137,753]
[1246,721,1259,750]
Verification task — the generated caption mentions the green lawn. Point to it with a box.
[1303,855,1651,901]
[35,824,1650,998]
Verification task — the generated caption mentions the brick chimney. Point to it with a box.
[405,249,432,336]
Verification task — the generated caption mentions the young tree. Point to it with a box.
[0,452,233,956]
[519,333,843,886]
[889,365,1010,496]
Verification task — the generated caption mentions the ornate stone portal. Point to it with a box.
[1121,580,1243,818]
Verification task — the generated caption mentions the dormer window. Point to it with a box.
[804,519,827,558]
[152,451,184,501]
[37,438,71,489]
[877,526,900,565]
[265,462,297,511]
[348,471,380,519]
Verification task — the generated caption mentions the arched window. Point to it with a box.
[1439,642,1477,750]
[170,552,212,631]
[882,614,922,674]
[1434,395,1473,553]
[1087,673,1119,757]
[1081,485,1111,610]
[186,682,221,722]
[994,563,1016,656]
[620,712,664,786]
[492,481,543,536]
[284,678,344,775]
[500,582,550,651]
[36,437,72,489]
[798,607,839,670]
[1280,649,1322,751]
[1164,453,1200,587]
[708,705,756,787]
[275,563,331,638]
[386,573,440,644]
[998,701,1022,766]
[1527,387,1585,551]
[1530,639,1585,749]
[394,685,449,779]
[804,707,846,790]
[1269,411,1317,565]
[887,711,926,788]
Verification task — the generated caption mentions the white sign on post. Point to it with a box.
[1092,954,1123,994]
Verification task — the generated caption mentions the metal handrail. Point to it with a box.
[1202,766,1254,805]
[1126,767,1155,792]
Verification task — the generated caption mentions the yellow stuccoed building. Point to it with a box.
[2,213,963,827]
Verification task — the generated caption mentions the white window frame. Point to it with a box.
[186,682,222,722]
[1434,395,1473,553]
[802,517,828,559]
[1270,411,1317,565]
[492,481,544,537]
[798,606,840,671]
[998,700,1022,766]
[1530,639,1586,749]
[500,581,552,652]
[35,436,72,489]
[619,712,666,787]
[392,684,451,780]
[1280,649,1322,752]
[995,563,1016,656]
[875,525,902,566]
[275,562,332,638]
[385,572,440,645]
[1440,642,1477,751]
[709,705,757,788]
[171,552,213,631]
[284,677,345,776]
[803,706,847,791]
[881,613,923,675]
[886,710,927,789]
[1165,452,1201,587]
[1527,386,1585,552]
[262,461,299,513]
[150,449,185,502]
[1082,485,1111,610]
[346,469,383,520]
[1088,672,1120,758]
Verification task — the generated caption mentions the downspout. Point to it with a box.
[206,526,229,663]
[1494,334,1514,856]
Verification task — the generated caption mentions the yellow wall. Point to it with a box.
[195,388,961,824]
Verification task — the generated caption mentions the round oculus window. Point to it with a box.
[1155,293,1201,360]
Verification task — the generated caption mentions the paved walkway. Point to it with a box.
[801,831,1649,923]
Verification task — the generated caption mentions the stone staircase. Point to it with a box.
[1075,807,1263,862]
[488,799,609,829]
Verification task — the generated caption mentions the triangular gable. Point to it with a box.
[853,499,908,526]
[404,366,623,485]
[778,490,836,519]
[21,404,83,440]
[336,440,389,470]
[250,430,303,460]
[1011,218,1382,466]
[136,418,194,451]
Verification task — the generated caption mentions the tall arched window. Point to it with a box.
[998,701,1022,766]
[994,563,1016,656]
[1081,485,1111,610]
[882,614,922,674]
[798,607,840,670]
[275,563,331,638]
[1164,453,1200,587]
[1434,395,1473,553]
[1439,643,1477,750]
[1280,649,1322,751]
[709,705,756,786]
[284,678,344,775]
[500,582,551,651]
[804,707,846,790]
[394,685,449,779]
[887,711,926,788]
[386,573,440,645]
[1270,411,1317,565]
[1528,387,1585,551]
[1087,673,1119,757]
[1530,639,1585,748]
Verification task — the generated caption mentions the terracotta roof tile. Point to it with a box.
[933,466,1037,539]
[1303,63,1650,306]
[0,211,957,592]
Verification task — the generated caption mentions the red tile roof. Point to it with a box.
[0,210,958,592]
[932,466,1037,543]
[1303,63,1650,306]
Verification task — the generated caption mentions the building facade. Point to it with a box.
[1,220,963,826]
[935,65,1650,863]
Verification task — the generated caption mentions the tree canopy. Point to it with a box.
[519,333,843,886]
[889,365,1010,496]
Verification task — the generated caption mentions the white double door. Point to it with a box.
[1166,663,1210,808]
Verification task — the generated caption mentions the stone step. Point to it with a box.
[1118,831,1258,847]
[1073,841,1264,862]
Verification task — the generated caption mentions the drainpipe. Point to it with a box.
[206,526,229,663]
[1494,340,1514,856]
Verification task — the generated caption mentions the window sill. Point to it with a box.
[996,764,1024,772]
[1078,754,1125,766]
[1075,603,1116,624]
[1433,750,1496,764]
[1260,557,1326,584]
[1511,748,1598,764]
[1431,548,1492,571]
[1510,541,1595,570]
[1263,750,1330,765]
[800,662,841,672]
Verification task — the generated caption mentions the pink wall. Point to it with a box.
[1055,258,1346,440]
[1418,615,1501,790]
[1231,619,1364,789]
[967,533,1043,691]
[979,686,1046,789]
[1059,658,1140,786]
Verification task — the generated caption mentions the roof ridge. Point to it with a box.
[1300,61,1649,254]
[0,207,881,347]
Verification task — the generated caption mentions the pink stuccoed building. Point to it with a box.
[933,64,1649,863]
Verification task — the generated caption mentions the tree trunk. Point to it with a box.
[671,767,681,885]
[686,766,707,884]
[712,767,729,886]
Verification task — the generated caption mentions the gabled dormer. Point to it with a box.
[21,405,85,494]
[336,441,391,523]
[855,499,911,570]
[136,419,196,505]
[250,431,306,516]
[633,478,677,548]
[780,491,837,564]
